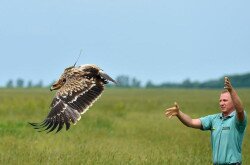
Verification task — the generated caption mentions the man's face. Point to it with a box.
[219,92,234,115]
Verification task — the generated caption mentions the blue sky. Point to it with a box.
[0,0,250,86]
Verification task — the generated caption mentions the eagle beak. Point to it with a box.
[50,82,61,91]
[99,71,117,84]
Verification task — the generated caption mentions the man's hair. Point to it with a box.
[221,89,229,94]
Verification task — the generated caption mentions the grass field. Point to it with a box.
[0,88,249,165]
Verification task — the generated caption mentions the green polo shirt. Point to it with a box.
[200,110,247,164]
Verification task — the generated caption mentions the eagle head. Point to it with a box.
[50,66,74,91]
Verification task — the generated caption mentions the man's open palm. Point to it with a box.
[165,102,180,118]
[224,76,233,92]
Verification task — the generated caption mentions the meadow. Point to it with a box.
[0,88,249,165]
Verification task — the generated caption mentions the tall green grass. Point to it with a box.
[0,88,249,165]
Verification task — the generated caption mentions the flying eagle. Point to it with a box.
[29,64,116,133]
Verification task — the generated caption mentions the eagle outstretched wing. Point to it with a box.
[29,65,114,133]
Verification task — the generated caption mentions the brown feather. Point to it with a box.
[29,64,116,133]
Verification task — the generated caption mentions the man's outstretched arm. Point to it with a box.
[165,102,202,129]
[224,77,245,121]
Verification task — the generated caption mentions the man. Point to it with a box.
[165,77,247,165]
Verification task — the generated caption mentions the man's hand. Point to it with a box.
[165,102,180,119]
[165,102,202,128]
[224,76,245,121]
[224,76,233,92]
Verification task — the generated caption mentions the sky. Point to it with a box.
[0,0,250,87]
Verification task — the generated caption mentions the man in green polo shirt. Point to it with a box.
[165,77,247,165]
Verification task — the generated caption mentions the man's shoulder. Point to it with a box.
[202,113,221,119]
[199,113,221,130]
[200,113,221,123]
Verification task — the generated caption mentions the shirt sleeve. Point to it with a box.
[199,114,217,131]
[235,110,247,132]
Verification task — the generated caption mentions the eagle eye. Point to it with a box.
[62,79,66,83]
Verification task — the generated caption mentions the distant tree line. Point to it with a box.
[5,79,44,88]
[145,73,250,88]
[112,73,250,88]
[113,75,141,88]
[3,73,250,89]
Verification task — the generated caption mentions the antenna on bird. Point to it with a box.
[73,49,83,67]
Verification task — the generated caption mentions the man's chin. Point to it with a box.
[220,109,227,112]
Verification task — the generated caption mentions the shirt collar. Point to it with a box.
[219,110,236,119]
